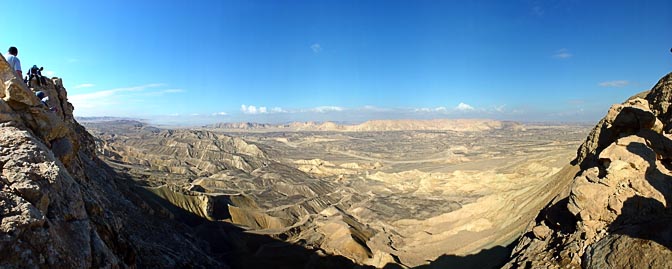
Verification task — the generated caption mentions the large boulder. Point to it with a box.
[573,97,662,169]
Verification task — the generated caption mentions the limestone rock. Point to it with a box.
[3,78,38,108]
[505,72,672,269]
[0,49,224,268]
[584,234,672,269]
[573,97,658,169]
[645,72,672,131]
[531,225,551,240]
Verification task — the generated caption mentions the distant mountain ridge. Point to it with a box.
[207,119,522,132]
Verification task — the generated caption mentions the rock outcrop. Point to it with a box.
[0,55,222,267]
[505,73,672,268]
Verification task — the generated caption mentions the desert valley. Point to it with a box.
[79,118,590,268]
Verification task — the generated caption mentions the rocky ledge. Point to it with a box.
[505,73,672,269]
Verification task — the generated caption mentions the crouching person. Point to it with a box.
[35,91,57,112]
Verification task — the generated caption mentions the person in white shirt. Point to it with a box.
[6,46,22,78]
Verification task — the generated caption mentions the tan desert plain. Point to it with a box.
[80,118,590,268]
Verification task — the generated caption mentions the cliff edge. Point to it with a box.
[0,55,222,268]
[505,73,672,268]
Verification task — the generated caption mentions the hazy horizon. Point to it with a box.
[75,115,598,128]
[3,0,671,124]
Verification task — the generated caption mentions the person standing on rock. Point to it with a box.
[5,47,22,78]
[27,65,43,87]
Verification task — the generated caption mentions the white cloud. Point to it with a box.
[455,102,475,111]
[241,104,266,114]
[70,83,163,108]
[241,104,289,114]
[143,89,186,96]
[66,58,79,63]
[44,70,55,77]
[494,105,506,112]
[307,106,344,113]
[271,107,287,113]
[311,43,322,53]
[69,83,166,116]
[414,107,449,113]
[211,112,228,116]
[553,48,572,59]
[598,80,630,88]
[74,83,95,89]
[241,104,256,114]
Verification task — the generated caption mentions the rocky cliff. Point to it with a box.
[0,55,223,268]
[505,73,672,268]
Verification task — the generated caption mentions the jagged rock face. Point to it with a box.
[645,72,672,131]
[0,55,223,268]
[0,127,97,268]
[506,73,672,269]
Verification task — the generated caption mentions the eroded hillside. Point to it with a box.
[84,118,589,268]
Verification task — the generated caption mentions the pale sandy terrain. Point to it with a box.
[83,120,589,268]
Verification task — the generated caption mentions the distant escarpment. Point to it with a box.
[208,118,523,132]
[505,73,672,268]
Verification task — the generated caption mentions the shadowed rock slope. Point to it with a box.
[0,55,226,267]
[505,72,672,268]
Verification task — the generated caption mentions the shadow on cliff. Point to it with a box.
[607,141,672,250]
[108,166,374,269]
[382,241,517,269]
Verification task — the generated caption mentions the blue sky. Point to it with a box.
[2,0,671,124]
